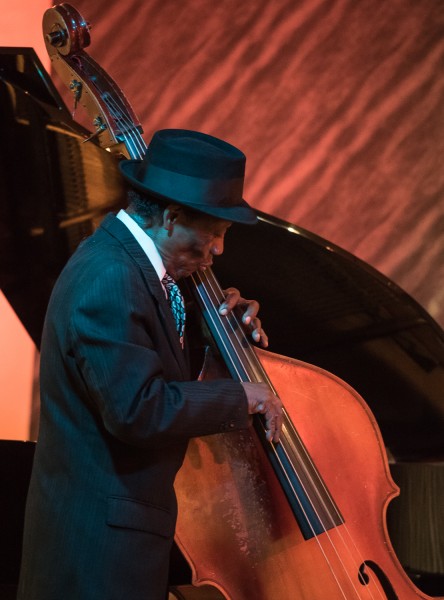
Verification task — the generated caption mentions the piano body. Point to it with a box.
[0,48,443,597]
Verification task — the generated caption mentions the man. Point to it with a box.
[18,129,282,600]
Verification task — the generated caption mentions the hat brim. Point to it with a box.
[119,159,258,225]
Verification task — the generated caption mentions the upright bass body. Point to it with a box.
[175,347,439,600]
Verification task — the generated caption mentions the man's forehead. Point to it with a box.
[198,215,232,232]
[185,210,232,231]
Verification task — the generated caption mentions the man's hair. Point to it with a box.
[126,189,167,226]
[127,188,212,227]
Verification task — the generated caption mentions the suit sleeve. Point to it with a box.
[68,260,249,447]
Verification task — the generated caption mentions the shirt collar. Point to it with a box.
[116,209,166,282]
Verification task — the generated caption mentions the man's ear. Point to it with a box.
[163,204,182,231]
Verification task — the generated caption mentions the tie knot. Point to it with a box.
[162,272,176,287]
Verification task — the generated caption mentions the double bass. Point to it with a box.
[41,4,442,599]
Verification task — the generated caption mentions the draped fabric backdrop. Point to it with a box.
[56,0,444,325]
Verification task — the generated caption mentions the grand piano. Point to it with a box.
[1,47,443,597]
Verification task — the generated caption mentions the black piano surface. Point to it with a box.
[1,47,443,595]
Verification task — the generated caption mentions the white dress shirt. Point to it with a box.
[116,209,167,291]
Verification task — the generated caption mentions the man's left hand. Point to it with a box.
[219,287,269,348]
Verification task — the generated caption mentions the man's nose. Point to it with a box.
[210,237,224,256]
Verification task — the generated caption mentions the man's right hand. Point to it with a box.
[241,382,283,443]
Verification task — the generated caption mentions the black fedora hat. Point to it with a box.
[118,129,257,225]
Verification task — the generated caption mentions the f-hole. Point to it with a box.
[358,561,399,599]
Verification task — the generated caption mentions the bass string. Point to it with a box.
[198,268,386,600]
[75,65,384,598]
[79,54,147,160]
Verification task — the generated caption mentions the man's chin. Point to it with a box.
[174,267,193,280]
[176,262,211,279]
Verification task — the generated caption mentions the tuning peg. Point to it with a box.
[82,117,107,144]
[69,79,83,116]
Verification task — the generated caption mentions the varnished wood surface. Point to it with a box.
[175,349,440,599]
[55,0,444,328]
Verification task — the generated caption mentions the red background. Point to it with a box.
[64,0,444,328]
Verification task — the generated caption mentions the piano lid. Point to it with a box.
[0,47,443,461]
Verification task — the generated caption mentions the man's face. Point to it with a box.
[156,207,232,280]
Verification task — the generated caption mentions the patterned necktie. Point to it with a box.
[162,273,186,348]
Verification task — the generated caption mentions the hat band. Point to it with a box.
[140,163,244,207]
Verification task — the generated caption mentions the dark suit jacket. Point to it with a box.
[18,213,249,600]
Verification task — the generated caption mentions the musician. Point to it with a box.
[18,129,283,600]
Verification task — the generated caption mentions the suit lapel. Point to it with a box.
[99,213,188,377]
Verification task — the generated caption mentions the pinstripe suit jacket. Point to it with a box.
[18,213,248,600]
